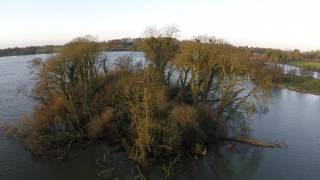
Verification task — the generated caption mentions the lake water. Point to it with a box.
[1,53,320,180]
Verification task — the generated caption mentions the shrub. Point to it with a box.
[88,108,114,138]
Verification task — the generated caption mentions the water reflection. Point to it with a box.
[213,145,264,180]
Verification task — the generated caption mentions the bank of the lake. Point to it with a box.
[289,60,320,71]
[274,75,320,95]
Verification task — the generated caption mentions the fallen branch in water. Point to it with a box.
[219,137,284,148]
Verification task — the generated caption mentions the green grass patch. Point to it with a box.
[279,75,320,94]
[289,60,320,71]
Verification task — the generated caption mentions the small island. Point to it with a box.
[3,27,282,179]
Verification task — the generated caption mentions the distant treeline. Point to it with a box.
[100,38,143,51]
[2,38,320,63]
[246,47,320,63]
[0,45,64,57]
[106,40,320,63]
[0,38,142,57]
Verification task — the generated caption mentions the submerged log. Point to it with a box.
[219,137,283,148]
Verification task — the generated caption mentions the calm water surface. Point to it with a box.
[1,53,320,180]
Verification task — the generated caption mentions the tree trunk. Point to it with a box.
[219,137,283,148]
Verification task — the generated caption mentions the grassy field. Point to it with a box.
[277,75,320,95]
[289,60,320,71]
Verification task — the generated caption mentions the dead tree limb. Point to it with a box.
[219,137,283,148]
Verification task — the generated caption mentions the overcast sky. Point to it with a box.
[1,0,320,50]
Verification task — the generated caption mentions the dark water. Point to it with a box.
[1,53,320,180]
[216,89,320,180]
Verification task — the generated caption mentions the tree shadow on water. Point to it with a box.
[208,144,264,180]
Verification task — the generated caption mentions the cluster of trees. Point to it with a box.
[100,38,143,51]
[301,50,320,60]
[248,47,320,63]
[3,27,273,170]
[248,47,302,63]
[0,45,62,57]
